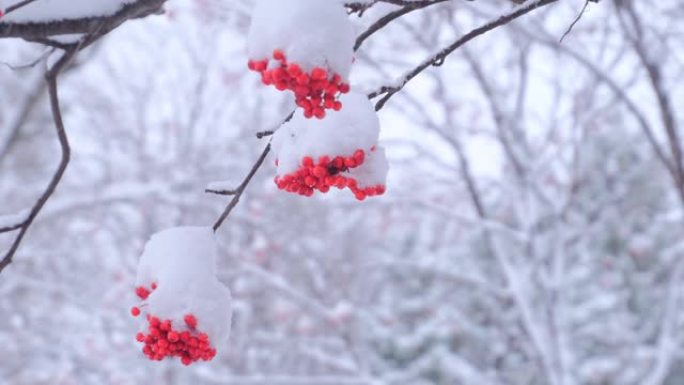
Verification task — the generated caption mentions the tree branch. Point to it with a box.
[0,0,165,40]
[353,0,449,51]
[212,143,272,232]
[0,47,78,274]
[368,0,560,110]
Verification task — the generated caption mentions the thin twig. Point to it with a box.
[0,47,54,71]
[354,0,448,51]
[205,188,238,196]
[369,0,560,110]
[212,143,271,232]
[0,221,25,233]
[4,0,41,15]
[559,0,589,43]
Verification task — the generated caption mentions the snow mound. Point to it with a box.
[247,0,354,79]
[133,227,232,365]
[273,92,380,175]
[271,92,387,200]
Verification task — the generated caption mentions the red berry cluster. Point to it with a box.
[248,49,350,119]
[132,285,217,365]
[274,150,386,201]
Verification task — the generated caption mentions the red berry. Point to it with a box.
[311,67,327,80]
[339,83,350,94]
[313,108,326,119]
[168,332,179,342]
[296,73,309,85]
[261,71,273,85]
[287,63,302,76]
[273,49,286,61]
[131,306,141,317]
[313,166,327,178]
[275,81,288,91]
[354,150,365,164]
[135,286,150,300]
[160,320,172,331]
[184,314,198,329]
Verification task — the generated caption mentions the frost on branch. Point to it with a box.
[132,227,232,365]
[247,0,354,119]
[272,92,388,201]
[0,0,135,23]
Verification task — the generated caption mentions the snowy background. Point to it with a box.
[2,0,684,384]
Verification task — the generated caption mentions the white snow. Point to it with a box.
[135,227,232,346]
[348,145,388,188]
[247,0,355,79]
[272,91,380,175]
[0,0,134,23]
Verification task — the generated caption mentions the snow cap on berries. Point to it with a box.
[134,227,232,360]
[271,92,388,200]
[272,91,380,176]
[247,0,354,79]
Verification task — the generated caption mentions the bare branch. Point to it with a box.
[0,0,165,40]
[369,0,560,110]
[205,188,238,196]
[0,47,78,274]
[211,143,272,232]
[354,0,448,51]
[559,0,590,42]
[3,0,41,16]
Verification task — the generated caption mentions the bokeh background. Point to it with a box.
[2,0,684,384]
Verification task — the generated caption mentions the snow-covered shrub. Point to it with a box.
[131,227,232,365]
[247,0,354,119]
[272,92,387,200]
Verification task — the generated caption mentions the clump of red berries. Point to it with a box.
[274,149,386,201]
[131,284,217,365]
[248,49,350,119]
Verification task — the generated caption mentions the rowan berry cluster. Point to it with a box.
[131,285,217,365]
[274,149,386,201]
[248,49,350,119]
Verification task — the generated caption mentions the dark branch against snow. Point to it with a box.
[0,46,78,274]
[368,0,560,110]
[0,0,166,40]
